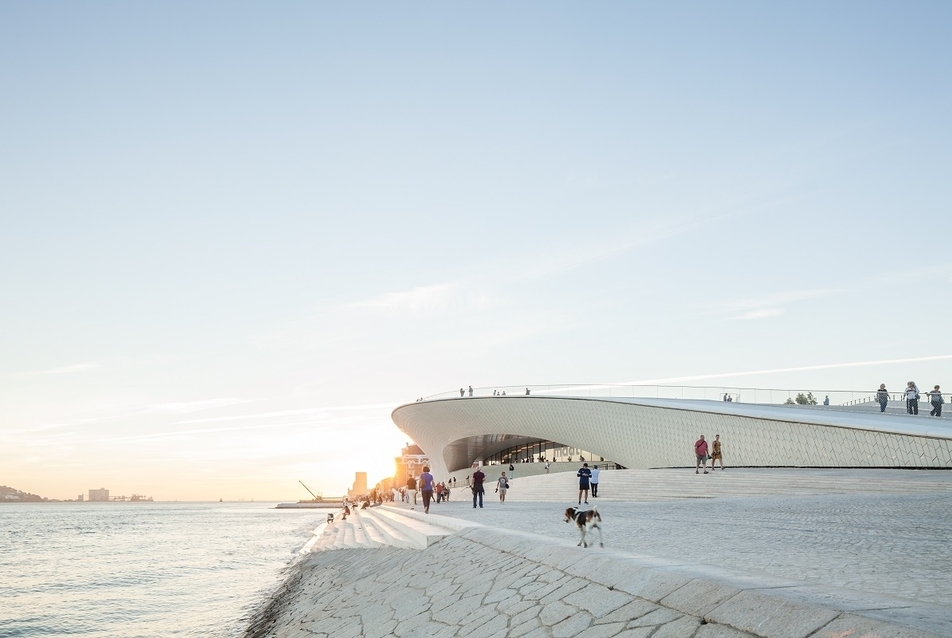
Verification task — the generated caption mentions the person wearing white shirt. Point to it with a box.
[590,465,601,498]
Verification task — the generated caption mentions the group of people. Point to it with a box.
[575,463,601,503]
[693,434,725,474]
[402,473,460,513]
[877,382,945,416]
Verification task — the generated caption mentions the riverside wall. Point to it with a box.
[242,525,942,638]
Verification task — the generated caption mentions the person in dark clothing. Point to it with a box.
[577,463,591,504]
[471,467,485,508]
[419,466,435,514]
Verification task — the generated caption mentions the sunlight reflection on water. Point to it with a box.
[0,503,324,638]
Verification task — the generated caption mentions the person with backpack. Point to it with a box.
[418,466,435,514]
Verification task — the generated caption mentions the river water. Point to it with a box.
[0,502,327,637]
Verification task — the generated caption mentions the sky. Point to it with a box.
[2,2,951,501]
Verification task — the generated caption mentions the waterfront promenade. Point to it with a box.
[245,468,952,638]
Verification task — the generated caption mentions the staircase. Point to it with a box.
[500,467,952,503]
[302,505,477,552]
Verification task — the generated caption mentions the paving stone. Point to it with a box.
[460,610,509,638]
[509,604,541,627]
[540,600,577,626]
[626,607,684,628]
[551,611,595,638]
[437,593,485,625]
[612,569,694,602]
[362,618,398,638]
[392,610,432,636]
[576,621,627,638]
[497,597,534,615]
[695,622,758,637]
[652,614,702,638]
[537,577,589,603]
[660,579,742,617]
[807,614,945,638]
[613,629,654,638]
[707,590,839,638]
[509,616,544,637]
[563,586,632,616]
[592,599,660,625]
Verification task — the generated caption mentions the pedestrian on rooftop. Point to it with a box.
[928,385,944,417]
[876,384,889,412]
[906,381,920,415]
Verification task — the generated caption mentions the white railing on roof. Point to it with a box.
[418,384,948,407]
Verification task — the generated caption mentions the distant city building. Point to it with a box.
[347,472,368,498]
[395,443,429,485]
[77,494,84,502]
[88,488,109,502]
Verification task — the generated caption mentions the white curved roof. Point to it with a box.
[392,396,952,479]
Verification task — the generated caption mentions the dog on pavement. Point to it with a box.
[564,505,603,548]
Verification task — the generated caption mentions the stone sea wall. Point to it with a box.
[241,527,940,638]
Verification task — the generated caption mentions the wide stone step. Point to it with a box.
[359,509,418,549]
[369,506,455,548]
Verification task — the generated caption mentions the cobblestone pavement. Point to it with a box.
[417,487,952,608]
[246,533,831,638]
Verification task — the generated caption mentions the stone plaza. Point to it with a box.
[244,467,952,638]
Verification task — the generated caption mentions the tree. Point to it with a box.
[784,398,795,404]
[795,392,819,405]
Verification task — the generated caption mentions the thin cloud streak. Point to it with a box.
[175,402,399,425]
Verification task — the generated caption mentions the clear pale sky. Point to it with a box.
[2,2,950,501]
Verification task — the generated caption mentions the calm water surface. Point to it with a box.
[0,502,327,638]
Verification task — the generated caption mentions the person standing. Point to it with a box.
[471,466,485,508]
[419,466,435,514]
[460,388,465,397]
[694,435,709,474]
[577,462,592,504]
[709,434,725,470]
[876,384,889,412]
[468,386,473,397]
[823,395,830,406]
[508,463,515,478]
[544,461,550,474]
[928,385,944,417]
[906,381,920,415]
[406,474,418,505]
[590,465,601,497]
[495,471,509,503]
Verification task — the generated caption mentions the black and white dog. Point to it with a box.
[564,505,603,548]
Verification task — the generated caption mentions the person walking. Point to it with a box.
[468,386,473,397]
[544,461,550,474]
[709,434,725,470]
[577,462,592,504]
[406,474,418,505]
[876,384,889,412]
[471,466,485,508]
[906,381,920,415]
[419,466,435,514]
[694,435,709,474]
[495,471,509,503]
[928,385,944,417]
[460,388,465,397]
[590,465,600,497]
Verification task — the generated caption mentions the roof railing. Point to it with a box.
[422,384,948,407]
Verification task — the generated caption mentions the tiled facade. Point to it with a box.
[392,396,952,479]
